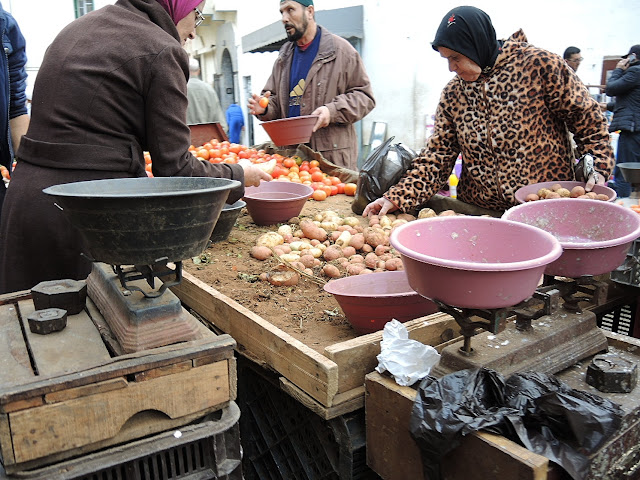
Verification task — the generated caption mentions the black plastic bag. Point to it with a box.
[351,136,416,215]
[409,368,623,480]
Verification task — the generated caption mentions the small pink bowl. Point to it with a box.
[514,181,616,203]
[503,198,640,277]
[390,216,562,309]
[243,181,313,226]
[323,271,439,334]
[260,115,318,146]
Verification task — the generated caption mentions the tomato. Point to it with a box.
[344,183,357,196]
[311,189,327,201]
[311,171,325,182]
[329,176,341,186]
[320,185,332,196]
[329,185,339,196]
[283,157,296,168]
[229,144,242,154]
[336,183,345,194]
[196,148,210,160]
[309,160,320,168]
[259,96,269,109]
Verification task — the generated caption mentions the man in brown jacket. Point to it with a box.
[248,0,375,170]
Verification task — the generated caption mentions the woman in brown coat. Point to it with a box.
[0,0,270,294]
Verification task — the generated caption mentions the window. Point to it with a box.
[74,0,94,18]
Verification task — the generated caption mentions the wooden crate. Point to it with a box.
[365,330,640,480]
[170,271,460,419]
[0,290,237,474]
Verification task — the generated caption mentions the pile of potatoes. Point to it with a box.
[524,184,610,202]
[250,208,461,286]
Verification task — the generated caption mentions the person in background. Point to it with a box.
[604,44,640,198]
[247,0,375,170]
[226,103,245,144]
[0,2,29,224]
[0,0,270,295]
[564,46,583,72]
[363,6,613,218]
[186,57,227,130]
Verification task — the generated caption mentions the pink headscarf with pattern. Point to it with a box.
[155,0,203,25]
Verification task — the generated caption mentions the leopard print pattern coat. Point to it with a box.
[386,30,614,212]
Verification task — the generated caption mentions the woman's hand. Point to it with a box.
[362,198,398,217]
[585,171,606,192]
[242,164,272,187]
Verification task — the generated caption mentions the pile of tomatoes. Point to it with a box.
[144,138,357,202]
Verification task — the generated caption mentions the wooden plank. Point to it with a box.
[85,296,124,356]
[0,335,236,406]
[0,304,34,386]
[45,378,128,404]
[442,432,549,480]
[9,360,230,464]
[279,377,364,420]
[3,397,44,414]
[18,300,111,377]
[365,372,424,480]
[365,372,550,480]
[171,271,339,407]
[0,414,14,466]
[133,360,192,382]
[0,290,31,306]
[325,313,459,393]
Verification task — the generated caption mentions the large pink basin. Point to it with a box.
[323,271,439,334]
[502,198,640,277]
[389,217,562,309]
[243,181,313,225]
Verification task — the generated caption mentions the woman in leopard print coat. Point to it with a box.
[364,6,614,216]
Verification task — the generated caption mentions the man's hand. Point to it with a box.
[248,92,271,116]
[310,105,330,132]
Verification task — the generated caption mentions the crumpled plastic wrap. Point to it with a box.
[409,368,624,480]
[375,319,440,387]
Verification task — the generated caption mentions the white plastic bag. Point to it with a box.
[375,319,441,386]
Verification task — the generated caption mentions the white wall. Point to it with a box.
[7,0,637,152]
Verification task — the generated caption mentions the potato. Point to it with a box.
[267,271,299,286]
[323,264,341,278]
[596,194,610,201]
[570,186,586,198]
[418,208,437,219]
[551,183,563,191]
[346,263,365,276]
[299,254,316,269]
[342,246,357,258]
[250,246,272,261]
[537,188,552,199]
[525,193,539,202]
[364,227,387,248]
[365,252,379,269]
[323,245,343,261]
[300,219,328,241]
[349,233,365,250]
[256,232,284,248]
[556,188,571,198]
[385,257,403,271]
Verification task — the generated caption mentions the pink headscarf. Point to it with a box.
[156,0,203,25]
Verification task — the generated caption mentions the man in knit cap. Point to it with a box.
[248,0,375,170]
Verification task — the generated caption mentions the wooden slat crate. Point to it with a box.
[171,270,460,419]
[0,290,237,475]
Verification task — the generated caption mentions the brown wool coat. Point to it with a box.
[0,0,245,294]
[259,26,376,170]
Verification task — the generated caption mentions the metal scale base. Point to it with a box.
[432,281,610,378]
[86,263,203,353]
[432,309,608,377]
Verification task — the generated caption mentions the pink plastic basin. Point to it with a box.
[323,271,439,334]
[243,181,313,226]
[514,181,616,203]
[502,198,640,277]
[260,115,318,147]
[389,216,562,309]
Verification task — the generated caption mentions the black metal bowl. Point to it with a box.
[43,177,240,265]
[618,163,640,185]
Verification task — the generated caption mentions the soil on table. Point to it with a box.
[183,194,365,354]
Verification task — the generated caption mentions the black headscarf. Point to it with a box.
[431,6,501,72]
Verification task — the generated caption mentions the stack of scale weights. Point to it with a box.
[0,280,242,480]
